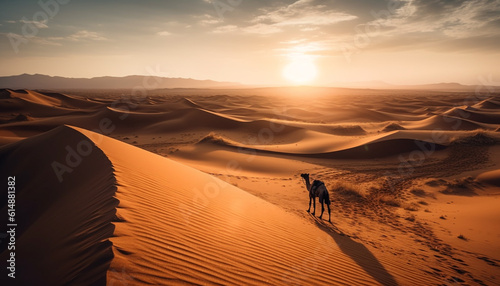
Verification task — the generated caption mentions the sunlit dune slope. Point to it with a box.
[1,125,439,285]
[79,125,398,285]
[3,89,101,110]
[189,130,450,159]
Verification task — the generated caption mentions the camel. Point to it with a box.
[300,173,331,222]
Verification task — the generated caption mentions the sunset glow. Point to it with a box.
[283,56,318,85]
[0,0,498,86]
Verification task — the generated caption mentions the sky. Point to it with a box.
[0,0,499,86]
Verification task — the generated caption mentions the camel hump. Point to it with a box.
[311,180,325,197]
[311,180,324,191]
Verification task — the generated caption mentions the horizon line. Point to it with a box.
[0,73,492,89]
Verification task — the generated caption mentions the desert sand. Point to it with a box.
[1,87,499,285]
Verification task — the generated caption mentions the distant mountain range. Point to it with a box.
[0,74,496,91]
[333,80,488,91]
[0,74,242,90]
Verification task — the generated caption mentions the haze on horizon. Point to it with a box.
[1,0,499,86]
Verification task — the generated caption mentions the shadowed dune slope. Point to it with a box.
[0,126,117,285]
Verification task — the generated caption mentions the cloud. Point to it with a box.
[157,31,172,36]
[68,30,108,41]
[207,0,500,55]
[201,18,221,25]
[212,24,238,33]
[408,0,469,20]
[439,0,500,38]
[197,14,223,26]
[277,38,340,58]
[242,23,282,34]
[211,0,357,35]
[374,0,500,38]
[19,19,48,29]
[323,0,500,54]
[32,36,65,46]
[212,24,281,35]
[252,0,357,27]
[1,32,64,46]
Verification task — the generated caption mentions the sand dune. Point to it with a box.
[5,89,101,109]
[404,114,489,131]
[2,88,499,142]
[1,91,88,119]
[89,126,403,285]
[473,98,500,110]
[189,130,454,159]
[1,125,426,285]
[444,107,500,124]
[1,88,500,285]
[477,169,500,187]
[381,122,406,132]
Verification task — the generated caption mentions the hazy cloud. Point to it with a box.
[68,30,108,41]
[212,0,357,35]
[324,0,500,53]
[242,23,283,34]
[197,14,223,26]
[32,36,65,46]
[400,0,500,36]
[213,24,239,33]
[157,31,172,36]
[19,19,49,28]
[252,0,357,27]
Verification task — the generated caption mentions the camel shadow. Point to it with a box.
[312,217,399,286]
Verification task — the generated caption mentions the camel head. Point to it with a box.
[300,173,310,180]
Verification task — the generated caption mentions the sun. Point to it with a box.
[282,57,318,85]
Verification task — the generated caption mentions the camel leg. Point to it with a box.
[307,197,311,213]
[319,202,324,219]
[312,197,316,215]
[327,204,331,222]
